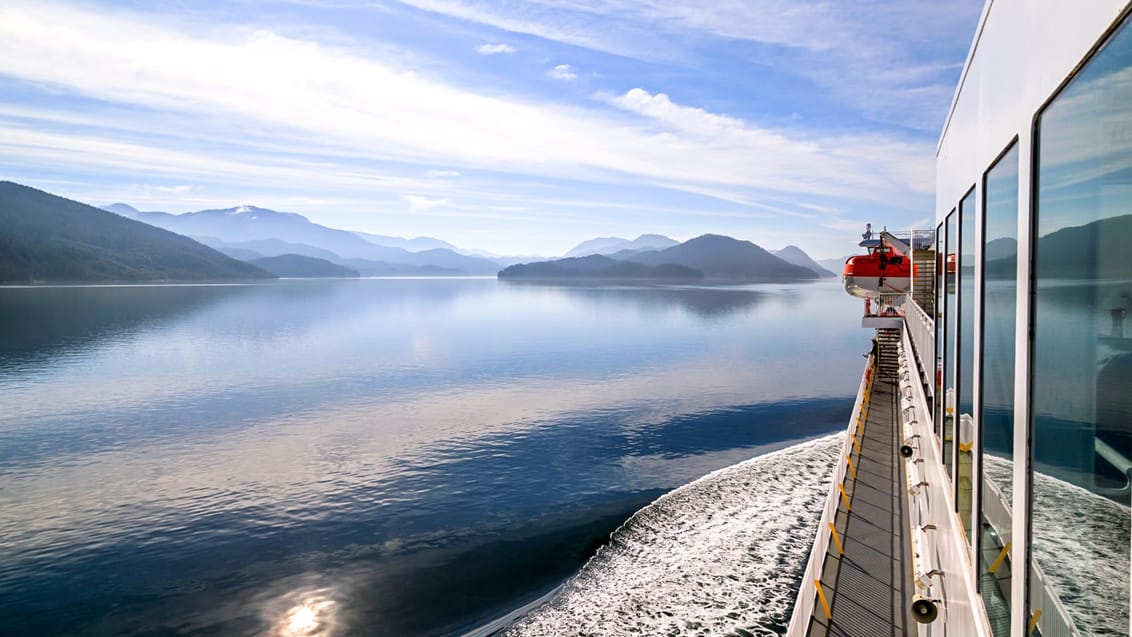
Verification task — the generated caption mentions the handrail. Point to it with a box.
[785,353,876,635]
[984,473,1079,636]
[904,298,935,398]
[1029,554,1082,637]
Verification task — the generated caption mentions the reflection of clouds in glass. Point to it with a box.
[1039,22,1132,230]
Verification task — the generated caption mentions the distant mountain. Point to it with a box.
[195,236,342,262]
[216,247,266,261]
[1035,214,1132,278]
[818,256,852,275]
[772,245,836,277]
[564,234,679,257]
[627,234,819,282]
[106,203,501,275]
[354,231,456,252]
[248,254,360,278]
[985,237,1017,261]
[0,182,272,283]
[104,202,142,218]
[498,254,703,280]
[338,258,467,276]
[501,234,819,283]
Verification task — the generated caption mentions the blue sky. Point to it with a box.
[0,0,984,257]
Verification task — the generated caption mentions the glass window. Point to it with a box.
[935,222,946,435]
[958,189,977,540]
[978,143,1018,636]
[944,210,957,478]
[1031,16,1132,636]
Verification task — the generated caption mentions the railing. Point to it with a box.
[985,472,1079,636]
[1029,558,1081,637]
[786,353,876,635]
[906,340,1078,636]
[904,298,935,399]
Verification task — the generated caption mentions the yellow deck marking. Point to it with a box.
[828,522,844,556]
[988,541,1012,574]
[846,454,857,479]
[1029,609,1042,634]
[838,482,851,511]
[815,579,832,620]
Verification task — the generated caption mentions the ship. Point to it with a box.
[787,1,1132,635]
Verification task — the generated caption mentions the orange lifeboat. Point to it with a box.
[843,231,915,299]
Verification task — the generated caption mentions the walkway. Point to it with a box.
[806,330,913,636]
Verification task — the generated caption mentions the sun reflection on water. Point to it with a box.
[269,588,338,637]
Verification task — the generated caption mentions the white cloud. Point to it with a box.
[547,64,577,81]
[476,42,515,55]
[426,169,461,178]
[0,2,934,235]
[403,194,448,211]
[391,0,981,129]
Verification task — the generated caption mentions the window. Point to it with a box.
[978,143,1018,636]
[944,210,957,478]
[1031,15,1132,635]
[935,222,946,436]
[958,188,977,539]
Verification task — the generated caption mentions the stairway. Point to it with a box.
[911,248,936,316]
[876,328,902,378]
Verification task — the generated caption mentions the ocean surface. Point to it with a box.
[0,277,866,636]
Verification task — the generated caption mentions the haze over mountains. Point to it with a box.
[564,235,680,257]
[0,180,838,283]
[501,235,822,283]
[105,202,501,275]
[0,182,271,283]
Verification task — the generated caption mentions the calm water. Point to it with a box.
[0,278,865,636]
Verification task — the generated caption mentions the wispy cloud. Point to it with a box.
[547,63,577,81]
[0,4,930,199]
[390,0,980,129]
[403,194,448,211]
[476,42,515,55]
[0,0,976,256]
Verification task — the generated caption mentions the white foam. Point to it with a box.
[986,456,1130,636]
[506,434,841,636]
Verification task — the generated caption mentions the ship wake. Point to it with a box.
[505,434,841,636]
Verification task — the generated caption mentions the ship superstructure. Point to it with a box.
[789,1,1132,635]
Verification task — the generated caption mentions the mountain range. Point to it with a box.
[0,182,272,283]
[105,203,502,275]
[772,245,837,277]
[0,181,838,284]
[501,234,821,283]
[564,234,680,257]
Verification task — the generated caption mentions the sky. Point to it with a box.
[0,0,985,258]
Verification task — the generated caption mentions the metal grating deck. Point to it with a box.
[807,332,914,636]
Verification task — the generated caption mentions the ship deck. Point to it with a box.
[806,331,914,636]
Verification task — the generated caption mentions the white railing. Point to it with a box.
[904,298,935,398]
[904,336,1078,637]
[899,329,990,636]
[983,477,1012,542]
[785,353,875,635]
[1030,560,1081,637]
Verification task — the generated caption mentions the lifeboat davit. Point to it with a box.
[843,232,914,299]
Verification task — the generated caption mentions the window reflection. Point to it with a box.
[958,189,976,540]
[1032,16,1132,635]
[978,143,1018,636]
[935,223,946,437]
[944,211,957,478]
